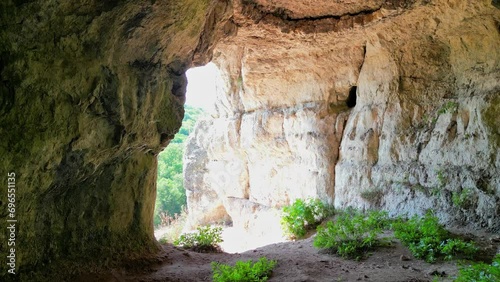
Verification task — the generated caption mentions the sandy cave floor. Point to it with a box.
[79,229,500,282]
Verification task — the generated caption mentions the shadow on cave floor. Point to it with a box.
[75,231,500,282]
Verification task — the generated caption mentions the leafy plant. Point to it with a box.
[454,255,500,282]
[440,239,477,260]
[364,209,392,229]
[313,209,390,260]
[174,225,223,252]
[281,198,333,239]
[452,188,474,209]
[392,211,477,263]
[212,257,277,282]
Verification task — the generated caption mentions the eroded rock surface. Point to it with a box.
[0,0,231,278]
[0,0,498,279]
[185,0,500,234]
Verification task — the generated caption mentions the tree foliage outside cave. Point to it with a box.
[155,106,205,227]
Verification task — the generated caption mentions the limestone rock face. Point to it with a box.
[1,0,498,278]
[185,0,500,233]
[0,0,231,278]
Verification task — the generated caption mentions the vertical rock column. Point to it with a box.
[0,0,232,278]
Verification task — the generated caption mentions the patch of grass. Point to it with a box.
[211,257,277,282]
[452,188,474,209]
[392,211,477,263]
[454,255,500,282]
[173,225,223,252]
[281,198,334,239]
[313,209,390,260]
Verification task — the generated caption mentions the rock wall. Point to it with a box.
[185,0,500,233]
[0,0,231,278]
[0,0,497,279]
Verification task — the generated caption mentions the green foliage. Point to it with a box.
[281,199,333,239]
[436,170,446,187]
[392,211,477,263]
[437,101,458,115]
[452,188,474,209]
[155,143,185,226]
[455,255,500,282]
[313,209,477,263]
[212,257,277,282]
[170,106,205,144]
[363,209,392,229]
[313,209,390,260]
[440,239,477,260]
[154,105,204,226]
[174,226,223,252]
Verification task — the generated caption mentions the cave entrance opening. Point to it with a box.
[154,62,285,253]
[153,63,217,243]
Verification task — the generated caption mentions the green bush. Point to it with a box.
[173,226,223,252]
[454,255,500,282]
[392,211,477,263]
[281,199,333,239]
[313,209,389,260]
[440,239,477,260]
[362,209,392,230]
[212,257,277,282]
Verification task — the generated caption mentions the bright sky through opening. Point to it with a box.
[185,62,218,111]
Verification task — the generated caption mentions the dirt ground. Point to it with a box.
[79,230,500,282]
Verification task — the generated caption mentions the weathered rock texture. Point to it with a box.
[185,0,500,234]
[0,0,231,278]
[0,0,498,279]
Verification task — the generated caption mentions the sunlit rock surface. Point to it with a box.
[185,0,500,233]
